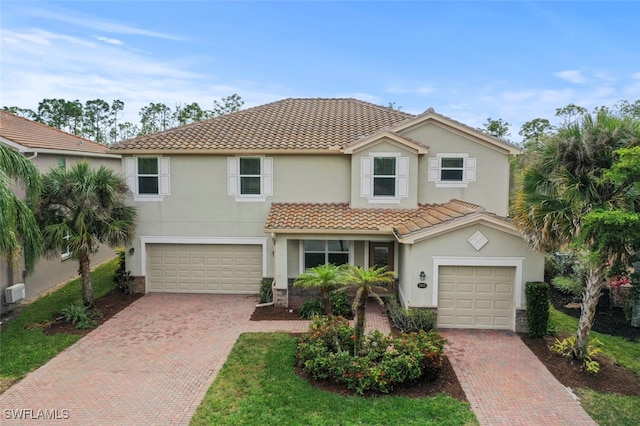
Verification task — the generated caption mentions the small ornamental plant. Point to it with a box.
[296,316,446,395]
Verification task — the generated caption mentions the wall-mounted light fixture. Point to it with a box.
[419,271,426,281]
[129,247,135,255]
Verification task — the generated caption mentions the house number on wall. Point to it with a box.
[417,282,427,289]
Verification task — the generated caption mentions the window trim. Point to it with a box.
[428,153,476,188]
[361,152,408,204]
[228,156,273,202]
[299,240,353,273]
[125,156,171,202]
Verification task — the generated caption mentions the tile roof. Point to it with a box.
[110,98,414,151]
[264,199,486,237]
[0,111,110,155]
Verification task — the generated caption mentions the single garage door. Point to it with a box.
[437,266,514,329]
[147,244,262,293]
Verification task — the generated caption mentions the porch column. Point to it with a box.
[273,235,289,307]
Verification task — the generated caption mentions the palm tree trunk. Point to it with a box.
[80,253,94,307]
[574,264,605,359]
[322,290,332,316]
[354,292,368,352]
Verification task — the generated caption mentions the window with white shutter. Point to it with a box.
[361,153,408,203]
[228,157,273,202]
[428,154,476,188]
[126,156,170,201]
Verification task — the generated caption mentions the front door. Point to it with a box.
[369,242,395,294]
[369,242,395,270]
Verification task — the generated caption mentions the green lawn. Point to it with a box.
[191,333,477,426]
[550,307,640,425]
[0,257,119,381]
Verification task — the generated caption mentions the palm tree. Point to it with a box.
[0,143,42,273]
[37,162,137,306]
[293,263,345,316]
[342,265,396,351]
[513,110,640,358]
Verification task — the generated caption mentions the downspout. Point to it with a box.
[27,151,38,161]
[255,233,277,307]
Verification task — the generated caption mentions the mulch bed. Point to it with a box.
[42,289,143,336]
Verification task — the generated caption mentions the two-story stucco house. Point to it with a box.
[111,98,543,332]
[0,111,122,314]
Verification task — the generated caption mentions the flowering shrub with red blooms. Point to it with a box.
[296,316,446,395]
[609,275,632,287]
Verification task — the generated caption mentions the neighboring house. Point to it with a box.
[0,111,122,314]
[110,98,543,332]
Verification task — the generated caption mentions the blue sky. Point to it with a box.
[1,1,639,141]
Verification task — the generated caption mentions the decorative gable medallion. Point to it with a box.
[468,231,488,251]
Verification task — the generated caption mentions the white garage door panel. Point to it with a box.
[148,244,262,293]
[438,266,515,330]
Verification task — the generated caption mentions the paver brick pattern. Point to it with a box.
[1,295,596,425]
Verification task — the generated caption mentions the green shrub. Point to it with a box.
[329,290,352,317]
[550,336,603,373]
[299,299,325,319]
[386,296,435,333]
[259,278,273,304]
[525,281,550,338]
[114,248,133,295]
[59,303,97,329]
[296,316,445,395]
[551,276,584,297]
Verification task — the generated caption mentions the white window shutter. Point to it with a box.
[396,157,409,197]
[464,157,477,182]
[361,157,373,197]
[125,157,138,194]
[227,157,239,195]
[262,157,273,196]
[428,157,440,181]
[158,157,171,195]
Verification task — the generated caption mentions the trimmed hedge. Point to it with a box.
[525,281,550,338]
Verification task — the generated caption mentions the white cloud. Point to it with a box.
[94,35,124,46]
[554,70,588,84]
[386,85,435,96]
[27,8,186,41]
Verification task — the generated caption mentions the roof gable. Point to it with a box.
[392,108,522,155]
[0,111,111,155]
[342,130,429,155]
[110,98,414,153]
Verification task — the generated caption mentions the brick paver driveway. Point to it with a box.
[0,294,309,425]
[444,329,596,426]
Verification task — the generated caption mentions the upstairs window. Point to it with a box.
[428,154,476,188]
[125,157,171,201]
[361,153,408,203]
[228,157,273,201]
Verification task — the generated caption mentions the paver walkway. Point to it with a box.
[444,329,596,425]
[1,295,596,425]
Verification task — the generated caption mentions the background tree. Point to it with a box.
[139,102,176,135]
[83,99,111,143]
[0,144,42,274]
[481,117,511,140]
[37,162,137,306]
[342,265,395,351]
[519,118,552,151]
[3,106,37,120]
[109,100,125,144]
[208,93,244,118]
[174,102,205,126]
[513,110,640,358]
[294,263,345,316]
[555,103,587,128]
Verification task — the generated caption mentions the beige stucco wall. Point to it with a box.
[401,123,511,216]
[126,154,350,278]
[349,140,419,209]
[397,224,544,309]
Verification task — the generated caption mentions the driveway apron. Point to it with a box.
[0,294,309,425]
[444,329,597,426]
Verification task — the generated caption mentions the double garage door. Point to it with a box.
[147,244,262,293]
[438,266,515,329]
